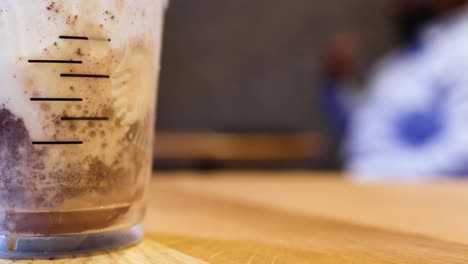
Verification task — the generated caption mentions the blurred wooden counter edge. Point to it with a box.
[153,132,327,161]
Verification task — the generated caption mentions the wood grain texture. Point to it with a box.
[159,172,468,245]
[1,172,468,263]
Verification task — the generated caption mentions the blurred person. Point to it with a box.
[320,0,468,181]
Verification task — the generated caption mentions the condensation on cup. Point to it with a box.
[0,0,164,258]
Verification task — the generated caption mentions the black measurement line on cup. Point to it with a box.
[59,35,89,40]
[59,35,111,42]
[28,59,83,64]
[60,73,110,79]
[30,98,83,102]
[32,141,83,145]
[61,117,109,121]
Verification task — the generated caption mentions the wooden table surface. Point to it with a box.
[3,171,468,263]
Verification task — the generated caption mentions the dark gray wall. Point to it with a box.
[157,0,394,132]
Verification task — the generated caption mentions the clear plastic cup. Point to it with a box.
[0,0,164,258]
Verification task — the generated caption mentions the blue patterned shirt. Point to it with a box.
[346,10,468,181]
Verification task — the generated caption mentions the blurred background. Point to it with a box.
[153,0,468,179]
[154,0,394,171]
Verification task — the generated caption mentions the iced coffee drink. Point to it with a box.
[0,0,163,257]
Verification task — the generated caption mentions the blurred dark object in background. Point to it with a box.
[155,0,394,170]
